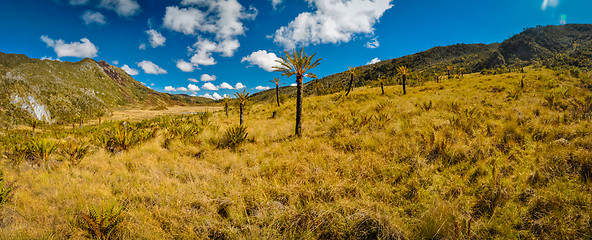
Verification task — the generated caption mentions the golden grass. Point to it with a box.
[0,67,591,239]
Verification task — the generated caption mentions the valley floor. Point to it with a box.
[1,67,591,239]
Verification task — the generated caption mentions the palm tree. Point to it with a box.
[234,90,250,125]
[273,48,321,137]
[397,66,409,95]
[459,67,466,79]
[222,96,230,117]
[270,77,281,107]
[345,67,357,96]
[446,65,453,80]
[378,73,384,95]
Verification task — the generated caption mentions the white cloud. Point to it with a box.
[146,29,166,48]
[121,64,139,75]
[163,0,257,67]
[41,35,98,58]
[177,87,188,91]
[69,0,90,5]
[188,78,199,83]
[200,74,216,81]
[212,92,223,100]
[139,43,146,50]
[219,82,234,89]
[202,82,219,91]
[112,60,119,65]
[137,60,167,74]
[235,82,245,89]
[176,60,195,72]
[82,11,106,25]
[241,50,279,72]
[256,86,271,90]
[165,86,176,92]
[365,38,379,48]
[41,56,62,61]
[188,84,200,91]
[150,83,155,86]
[366,57,381,65]
[273,0,393,49]
[290,83,297,86]
[99,0,140,17]
[541,0,559,10]
[202,93,216,99]
[271,0,283,9]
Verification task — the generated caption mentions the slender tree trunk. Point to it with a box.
[225,103,229,117]
[275,83,280,107]
[345,74,354,96]
[402,75,406,95]
[99,117,102,125]
[381,81,384,95]
[295,74,303,137]
[239,103,244,125]
[521,79,524,89]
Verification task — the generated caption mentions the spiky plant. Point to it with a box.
[234,89,250,125]
[270,77,281,107]
[345,67,357,96]
[0,171,13,206]
[273,48,321,137]
[221,125,249,150]
[79,204,125,240]
[222,96,230,117]
[397,66,409,95]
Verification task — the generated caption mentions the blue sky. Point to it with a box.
[1,0,591,99]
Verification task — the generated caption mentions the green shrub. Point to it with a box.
[78,204,125,240]
[62,141,90,165]
[220,125,248,150]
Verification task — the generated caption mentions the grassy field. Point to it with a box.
[1,67,591,239]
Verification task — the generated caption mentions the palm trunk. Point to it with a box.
[345,74,354,96]
[295,74,303,137]
[225,103,229,117]
[239,103,244,125]
[402,75,406,95]
[275,83,280,107]
[380,81,384,95]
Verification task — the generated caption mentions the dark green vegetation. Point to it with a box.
[0,52,213,127]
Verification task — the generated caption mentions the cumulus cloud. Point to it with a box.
[273,0,393,49]
[290,83,297,86]
[99,0,140,17]
[241,50,280,72]
[176,60,195,72]
[139,43,146,50]
[188,78,199,83]
[235,82,245,89]
[137,60,167,74]
[188,84,200,92]
[366,57,381,65]
[177,87,188,91]
[271,0,283,9]
[164,86,176,92]
[41,35,98,58]
[112,60,119,65]
[202,82,219,90]
[212,92,223,100]
[256,86,271,90]
[163,0,257,67]
[219,82,234,89]
[82,11,106,25]
[200,74,216,81]
[121,64,139,75]
[202,93,214,99]
[541,0,559,10]
[365,38,379,48]
[41,56,62,61]
[146,29,166,48]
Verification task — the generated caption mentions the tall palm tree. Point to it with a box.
[345,67,357,96]
[222,96,230,117]
[397,66,409,95]
[270,77,281,107]
[234,90,250,125]
[273,48,321,137]
[446,65,453,80]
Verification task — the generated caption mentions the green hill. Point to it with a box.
[0,52,213,125]
[251,24,592,102]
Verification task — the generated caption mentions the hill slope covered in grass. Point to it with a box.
[0,66,591,239]
[0,52,213,126]
[252,24,592,103]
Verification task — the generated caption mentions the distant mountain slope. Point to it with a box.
[0,52,213,124]
[251,24,592,102]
